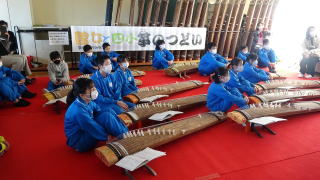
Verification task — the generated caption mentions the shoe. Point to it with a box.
[269,69,277,73]
[298,73,304,78]
[22,90,36,98]
[25,78,36,85]
[14,99,30,107]
[304,74,313,78]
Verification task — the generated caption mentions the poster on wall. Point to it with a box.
[70,26,206,52]
[48,31,69,45]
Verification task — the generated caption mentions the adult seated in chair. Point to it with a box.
[299,26,320,78]
[198,42,228,76]
[0,20,33,84]
[0,59,36,107]
[90,55,135,114]
[258,39,278,73]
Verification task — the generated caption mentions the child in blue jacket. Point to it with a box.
[199,42,228,76]
[258,39,278,73]
[90,55,135,114]
[79,45,98,74]
[100,43,119,71]
[237,45,250,62]
[239,53,271,84]
[225,58,256,96]
[114,55,138,96]
[152,40,174,69]
[65,78,128,152]
[207,67,248,112]
[0,59,36,107]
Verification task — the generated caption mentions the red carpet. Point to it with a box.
[1,70,320,180]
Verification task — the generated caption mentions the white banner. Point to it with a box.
[70,26,206,52]
[48,31,69,45]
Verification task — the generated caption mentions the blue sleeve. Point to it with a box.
[258,50,270,66]
[238,76,255,95]
[215,85,247,106]
[154,50,169,63]
[216,54,228,64]
[94,88,118,105]
[77,109,107,141]
[227,74,253,94]
[111,51,120,58]
[91,55,98,66]
[253,67,270,81]
[80,55,95,69]
[3,66,24,81]
[163,49,174,61]
[268,49,277,63]
[128,71,137,89]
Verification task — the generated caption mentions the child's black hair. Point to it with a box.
[263,39,269,45]
[155,40,165,50]
[239,45,248,51]
[67,78,94,105]
[117,54,127,63]
[229,57,244,68]
[247,53,258,62]
[83,44,92,52]
[212,67,229,84]
[49,51,61,61]
[102,42,110,50]
[206,42,216,51]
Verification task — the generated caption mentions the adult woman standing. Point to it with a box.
[299,26,320,78]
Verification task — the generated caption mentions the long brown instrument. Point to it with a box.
[43,74,91,101]
[131,70,146,77]
[227,101,320,124]
[119,94,207,126]
[164,62,198,78]
[95,112,226,167]
[124,80,206,104]
[255,80,320,92]
[249,89,320,104]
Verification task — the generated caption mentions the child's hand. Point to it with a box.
[93,66,99,70]
[18,79,25,85]
[168,60,174,65]
[117,101,129,111]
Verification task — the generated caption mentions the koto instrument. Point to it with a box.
[269,73,286,80]
[164,63,199,78]
[249,89,320,103]
[134,79,142,86]
[95,112,226,167]
[43,74,91,101]
[255,80,320,92]
[131,70,146,77]
[119,94,207,126]
[227,101,320,124]
[124,80,206,104]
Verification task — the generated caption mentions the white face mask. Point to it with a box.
[122,62,129,68]
[84,89,99,101]
[310,31,316,37]
[159,44,165,50]
[263,45,270,50]
[210,49,217,54]
[86,52,93,57]
[235,65,244,72]
[0,61,2,67]
[103,64,112,74]
[252,60,258,66]
[243,50,248,54]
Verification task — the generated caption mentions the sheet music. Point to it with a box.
[43,96,67,106]
[115,155,148,171]
[250,116,287,125]
[115,148,166,171]
[134,147,166,161]
[140,95,169,103]
[149,111,183,121]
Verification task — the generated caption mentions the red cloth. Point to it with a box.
[1,70,320,180]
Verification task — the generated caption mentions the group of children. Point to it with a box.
[198,42,276,113]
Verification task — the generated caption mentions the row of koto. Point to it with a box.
[42,65,320,169]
